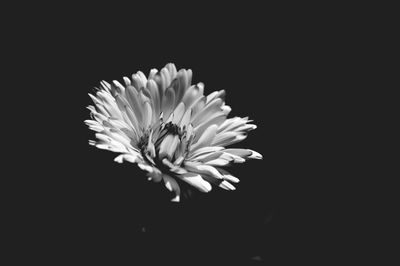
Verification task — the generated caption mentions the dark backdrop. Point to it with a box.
[8,3,337,265]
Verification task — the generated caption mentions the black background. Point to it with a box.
[5,3,346,265]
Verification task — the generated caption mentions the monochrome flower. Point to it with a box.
[85,63,262,202]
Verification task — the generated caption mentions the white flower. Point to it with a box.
[85,63,262,202]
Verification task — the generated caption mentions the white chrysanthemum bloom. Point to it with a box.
[85,63,262,202]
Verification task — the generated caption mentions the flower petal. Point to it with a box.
[159,135,179,160]
[173,69,192,104]
[161,87,175,120]
[191,98,223,126]
[184,162,223,180]
[204,158,231,166]
[179,173,212,192]
[123,76,131,86]
[181,84,202,108]
[179,108,192,128]
[212,132,246,147]
[114,153,140,164]
[188,146,224,158]
[147,168,163,183]
[163,174,181,202]
[112,80,125,95]
[190,124,218,151]
[138,163,154,173]
[192,112,227,143]
[223,148,263,160]
[165,63,177,79]
[216,168,240,183]
[125,85,143,124]
[115,94,140,130]
[131,71,147,90]
[171,102,185,125]
[142,101,153,129]
[206,90,225,103]
[146,79,161,119]
[219,180,236,190]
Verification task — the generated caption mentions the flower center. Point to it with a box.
[137,121,193,170]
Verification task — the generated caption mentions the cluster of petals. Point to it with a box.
[86,63,262,201]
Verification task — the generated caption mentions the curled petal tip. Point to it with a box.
[250,150,263,159]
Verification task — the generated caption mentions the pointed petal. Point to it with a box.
[223,148,263,160]
[206,90,225,103]
[179,173,212,192]
[184,162,224,179]
[218,117,244,133]
[248,150,263,159]
[216,168,240,183]
[222,148,252,158]
[219,180,236,190]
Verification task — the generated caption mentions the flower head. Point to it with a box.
[85,63,262,201]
